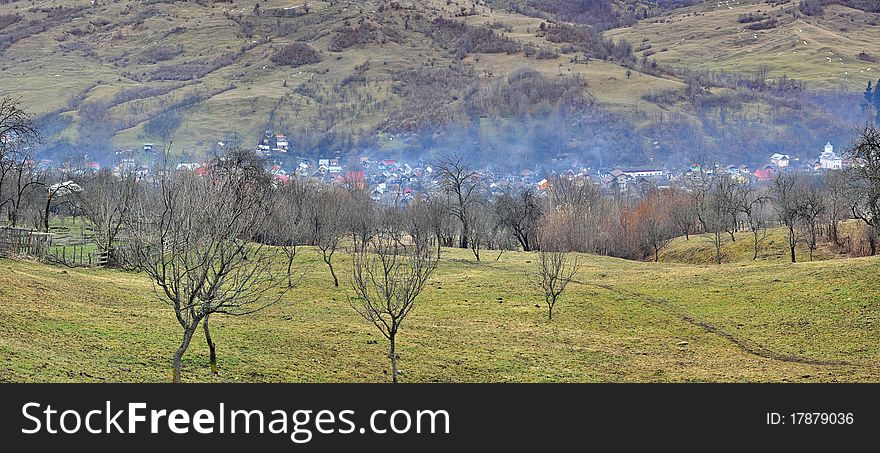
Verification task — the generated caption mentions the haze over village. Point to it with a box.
[39,131,851,205]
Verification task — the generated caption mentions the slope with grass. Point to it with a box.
[659,226,837,264]
[0,0,875,158]
[606,1,880,90]
[1,245,878,383]
[659,221,877,264]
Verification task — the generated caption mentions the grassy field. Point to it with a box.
[1,244,878,383]
[660,226,836,264]
[607,1,880,90]
[660,222,877,264]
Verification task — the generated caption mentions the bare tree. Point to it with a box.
[466,195,494,261]
[347,189,377,252]
[422,193,455,257]
[735,184,771,260]
[434,155,480,249]
[0,98,41,226]
[74,169,137,264]
[771,172,804,263]
[403,197,436,256]
[2,153,44,227]
[350,235,437,383]
[846,124,880,241]
[667,186,697,240]
[689,172,737,264]
[494,187,542,251]
[0,98,39,150]
[536,216,579,320]
[266,179,311,287]
[309,187,348,287]
[126,149,288,382]
[41,178,82,233]
[547,176,603,253]
[634,189,675,262]
[824,170,850,248]
[798,180,826,261]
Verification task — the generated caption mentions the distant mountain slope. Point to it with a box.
[0,0,874,166]
[606,0,880,90]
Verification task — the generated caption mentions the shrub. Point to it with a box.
[737,13,767,24]
[858,51,878,63]
[426,18,521,58]
[535,48,559,60]
[270,42,322,67]
[746,18,778,30]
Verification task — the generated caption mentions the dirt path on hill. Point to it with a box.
[594,283,859,367]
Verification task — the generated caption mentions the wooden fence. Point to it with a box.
[0,227,51,258]
[0,226,110,268]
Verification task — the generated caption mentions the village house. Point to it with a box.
[275,134,289,152]
[176,162,201,172]
[754,166,775,181]
[536,179,550,191]
[621,168,663,178]
[770,153,790,168]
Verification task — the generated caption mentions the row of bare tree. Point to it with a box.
[6,92,880,381]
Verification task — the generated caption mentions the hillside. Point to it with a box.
[1,247,879,382]
[607,0,880,90]
[0,0,876,164]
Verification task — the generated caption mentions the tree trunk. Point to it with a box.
[286,255,295,288]
[789,226,796,263]
[753,231,759,260]
[173,322,199,383]
[44,196,52,233]
[328,261,338,287]
[389,334,398,384]
[323,252,338,287]
[204,315,218,375]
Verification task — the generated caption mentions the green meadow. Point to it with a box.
[1,237,878,383]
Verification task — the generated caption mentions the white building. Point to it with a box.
[770,153,790,168]
[622,169,663,178]
[819,142,842,170]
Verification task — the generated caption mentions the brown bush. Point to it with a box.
[270,42,323,67]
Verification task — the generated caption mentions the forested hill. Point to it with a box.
[0,0,877,167]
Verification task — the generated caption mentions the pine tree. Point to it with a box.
[875,79,880,124]
[864,80,874,113]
